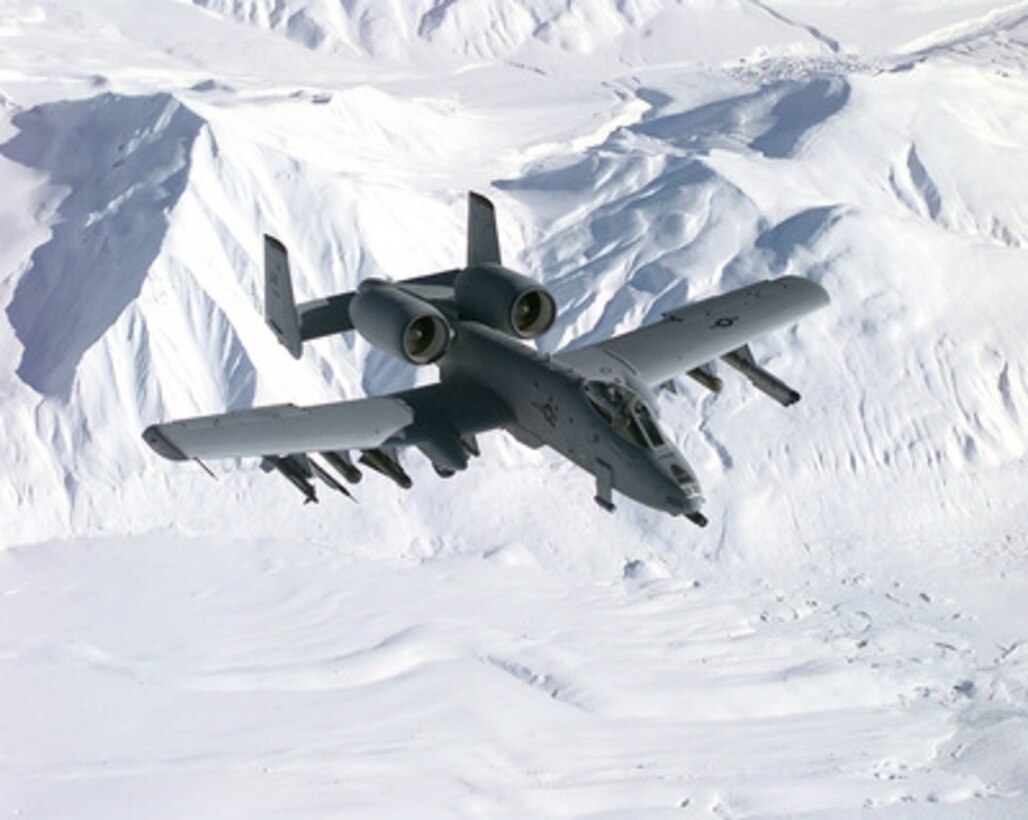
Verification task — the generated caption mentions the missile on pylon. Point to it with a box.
[686,364,723,394]
[320,450,363,484]
[359,448,412,489]
[309,456,357,502]
[722,345,800,406]
[261,455,318,504]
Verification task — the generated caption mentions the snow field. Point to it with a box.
[1,0,1027,816]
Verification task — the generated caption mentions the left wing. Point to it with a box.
[143,381,511,466]
[555,276,829,399]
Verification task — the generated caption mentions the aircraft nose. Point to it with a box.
[660,475,701,510]
[660,460,701,503]
[659,463,705,522]
[675,483,703,513]
[660,483,706,527]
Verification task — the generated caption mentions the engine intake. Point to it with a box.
[454,263,555,339]
[348,280,452,364]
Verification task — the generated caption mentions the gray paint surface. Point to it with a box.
[143,193,829,521]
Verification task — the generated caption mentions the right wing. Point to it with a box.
[556,276,829,390]
[142,381,510,463]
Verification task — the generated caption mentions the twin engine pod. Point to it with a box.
[454,263,556,340]
[348,266,556,365]
[348,280,451,365]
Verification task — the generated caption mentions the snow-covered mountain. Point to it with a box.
[1,1,1026,816]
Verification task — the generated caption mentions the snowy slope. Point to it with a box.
[1,1,1027,816]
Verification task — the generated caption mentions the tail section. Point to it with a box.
[264,235,357,357]
[264,235,302,358]
[467,192,501,267]
[265,192,499,357]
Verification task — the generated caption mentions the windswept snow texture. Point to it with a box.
[4,93,203,396]
[1,1,1028,817]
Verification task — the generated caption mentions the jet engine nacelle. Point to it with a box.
[348,280,452,365]
[454,263,556,340]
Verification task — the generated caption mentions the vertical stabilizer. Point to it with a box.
[264,235,302,358]
[467,192,501,267]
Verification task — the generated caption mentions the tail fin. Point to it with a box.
[264,234,302,358]
[467,192,501,267]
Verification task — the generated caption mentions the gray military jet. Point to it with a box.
[143,193,829,526]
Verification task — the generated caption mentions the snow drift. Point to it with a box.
[1,0,1026,816]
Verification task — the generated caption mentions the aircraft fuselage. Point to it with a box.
[142,193,826,524]
[440,322,704,519]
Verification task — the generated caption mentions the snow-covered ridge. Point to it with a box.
[190,0,1028,67]
[1,2,1027,815]
[190,0,701,60]
[0,2,1024,550]
[4,93,203,397]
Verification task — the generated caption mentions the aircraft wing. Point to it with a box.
[555,276,829,390]
[142,381,511,463]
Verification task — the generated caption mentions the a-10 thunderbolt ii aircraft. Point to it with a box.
[143,193,829,526]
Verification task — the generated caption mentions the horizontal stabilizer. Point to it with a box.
[265,238,363,349]
[722,345,801,406]
[297,293,355,340]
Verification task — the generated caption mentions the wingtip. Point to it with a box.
[778,275,831,308]
[142,424,188,461]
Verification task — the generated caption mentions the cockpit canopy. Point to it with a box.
[583,380,666,450]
